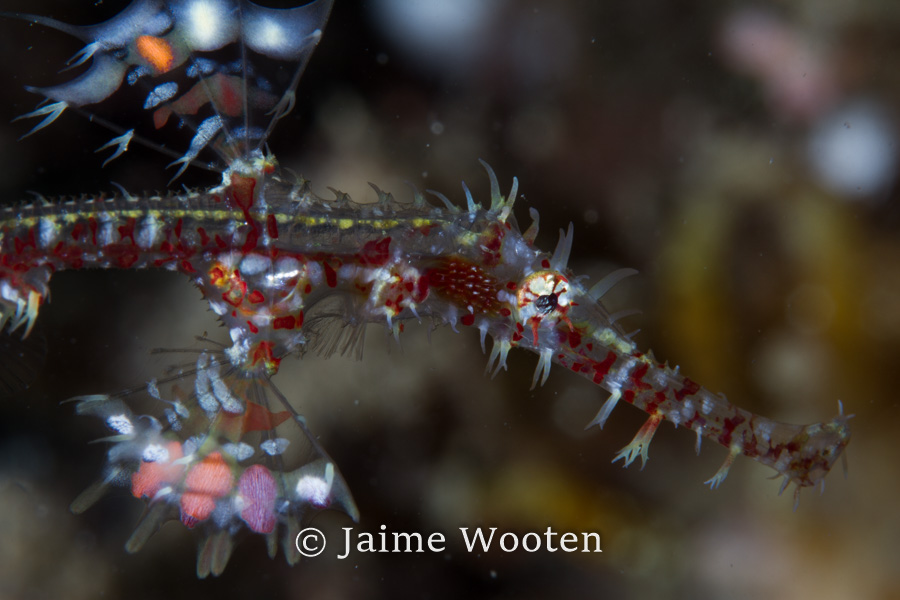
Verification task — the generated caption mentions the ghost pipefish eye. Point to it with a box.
[516,270,574,345]
[534,292,558,313]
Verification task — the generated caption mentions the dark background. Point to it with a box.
[0,1,896,598]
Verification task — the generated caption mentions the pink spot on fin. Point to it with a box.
[239,465,278,534]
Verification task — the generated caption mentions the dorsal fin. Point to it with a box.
[5,0,333,179]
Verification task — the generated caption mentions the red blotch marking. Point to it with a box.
[52,242,84,269]
[512,323,525,343]
[242,227,260,254]
[718,414,747,446]
[209,266,226,284]
[180,260,196,274]
[590,351,617,385]
[506,281,517,290]
[683,411,707,430]
[482,224,503,253]
[412,276,429,303]
[247,320,259,334]
[197,227,211,246]
[239,401,291,433]
[214,234,228,249]
[629,362,652,391]
[116,249,139,268]
[323,262,338,288]
[541,259,551,269]
[239,465,278,533]
[248,290,265,304]
[567,330,582,348]
[359,237,391,266]
[767,442,787,459]
[14,228,37,255]
[88,218,98,245]
[743,436,759,457]
[174,218,183,239]
[71,222,86,242]
[208,73,243,117]
[461,314,475,327]
[266,214,279,239]
[180,452,234,528]
[215,402,291,438]
[222,277,248,307]
[674,378,700,402]
[645,391,666,414]
[477,223,506,266]
[117,217,136,244]
[528,318,543,346]
[101,243,140,269]
[251,341,281,373]
[152,107,169,130]
[500,307,511,317]
[131,441,185,499]
[623,390,636,404]
[152,73,249,129]
[273,315,296,330]
[230,174,256,211]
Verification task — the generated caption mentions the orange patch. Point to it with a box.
[180,452,234,527]
[180,493,216,527]
[184,452,233,497]
[136,35,175,73]
[131,441,185,499]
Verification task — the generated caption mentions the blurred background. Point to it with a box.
[0,1,898,598]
